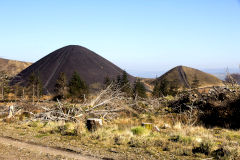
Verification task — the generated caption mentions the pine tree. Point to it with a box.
[116,75,121,86]
[159,79,169,96]
[54,72,67,99]
[152,79,170,97]
[168,79,179,96]
[152,82,160,98]
[104,76,114,88]
[133,79,147,98]
[28,72,43,103]
[120,71,132,95]
[68,72,88,99]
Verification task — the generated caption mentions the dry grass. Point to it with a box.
[0,86,240,159]
[1,114,240,159]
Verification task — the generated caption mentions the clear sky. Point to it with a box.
[0,0,240,77]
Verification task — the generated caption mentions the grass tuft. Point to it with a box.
[131,126,149,136]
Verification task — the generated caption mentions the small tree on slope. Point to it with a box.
[68,72,88,99]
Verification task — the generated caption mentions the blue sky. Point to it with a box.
[0,0,240,77]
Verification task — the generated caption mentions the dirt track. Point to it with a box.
[0,136,99,160]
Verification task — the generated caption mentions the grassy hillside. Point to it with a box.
[0,58,32,77]
[154,66,224,89]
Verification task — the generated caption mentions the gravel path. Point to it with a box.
[0,136,99,160]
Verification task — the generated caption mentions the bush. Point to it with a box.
[211,148,231,160]
[192,141,212,155]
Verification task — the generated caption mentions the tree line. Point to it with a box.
[54,70,147,100]
[152,74,200,98]
[0,70,200,101]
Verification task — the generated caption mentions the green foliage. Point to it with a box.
[168,79,179,96]
[152,79,169,97]
[116,71,132,95]
[116,75,121,85]
[104,76,115,88]
[54,72,67,99]
[152,82,161,98]
[153,79,179,97]
[28,72,43,98]
[131,126,148,135]
[133,79,147,98]
[121,71,129,86]
[68,71,88,99]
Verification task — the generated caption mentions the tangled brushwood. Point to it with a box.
[1,83,240,159]
[0,83,239,130]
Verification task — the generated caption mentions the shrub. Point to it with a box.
[211,148,231,160]
[192,141,212,155]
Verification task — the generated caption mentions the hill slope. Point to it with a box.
[154,66,223,88]
[0,58,32,77]
[226,74,240,84]
[11,45,135,93]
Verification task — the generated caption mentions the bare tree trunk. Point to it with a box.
[1,85,4,101]
[22,88,25,100]
[37,84,39,102]
[32,84,35,105]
